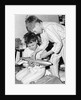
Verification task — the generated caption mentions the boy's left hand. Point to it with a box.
[40,50,47,59]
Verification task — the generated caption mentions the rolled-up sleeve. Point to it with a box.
[46,25,63,54]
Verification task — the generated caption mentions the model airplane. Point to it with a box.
[17,57,53,66]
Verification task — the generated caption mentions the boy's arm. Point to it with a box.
[40,25,63,59]
[21,48,31,67]
[46,25,63,54]
[40,50,54,59]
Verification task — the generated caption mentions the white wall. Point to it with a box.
[15,15,59,39]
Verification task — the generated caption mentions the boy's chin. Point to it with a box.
[30,48,36,51]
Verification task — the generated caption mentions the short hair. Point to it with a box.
[25,15,42,31]
[24,32,38,46]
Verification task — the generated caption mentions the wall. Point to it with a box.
[15,15,59,39]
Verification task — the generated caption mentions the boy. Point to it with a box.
[16,32,46,84]
[25,15,65,78]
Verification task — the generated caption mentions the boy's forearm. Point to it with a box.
[34,47,43,54]
[51,42,63,54]
[40,50,54,59]
[33,48,45,60]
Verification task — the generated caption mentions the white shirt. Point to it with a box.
[38,22,65,54]
[23,46,41,59]
[23,47,34,57]
[22,46,44,70]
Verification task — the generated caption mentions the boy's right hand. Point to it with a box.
[31,52,36,60]
[28,60,35,67]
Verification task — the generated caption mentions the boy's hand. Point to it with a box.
[28,60,35,67]
[40,50,54,59]
[40,50,47,59]
[31,52,36,60]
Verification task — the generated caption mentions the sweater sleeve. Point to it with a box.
[45,25,63,54]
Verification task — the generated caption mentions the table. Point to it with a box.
[15,47,24,60]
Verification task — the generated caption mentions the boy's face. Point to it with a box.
[27,41,37,51]
[32,23,43,34]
